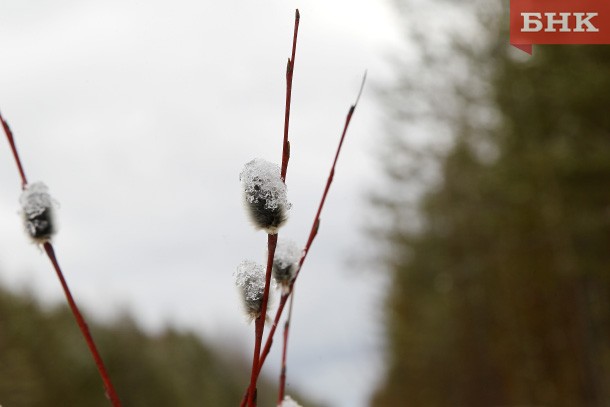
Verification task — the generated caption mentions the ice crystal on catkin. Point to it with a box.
[19,182,56,243]
[280,395,302,407]
[239,158,291,234]
[273,239,301,293]
[234,260,266,321]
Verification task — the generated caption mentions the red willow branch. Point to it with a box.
[43,243,122,406]
[244,9,301,407]
[281,9,300,183]
[1,113,28,189]
[278,289,295,404]
[247,234,278,407]
[274,73,366,405]
[257,71,367,374]
[242,72,366,406]
[0,112,122,407]
[240,71,365,406]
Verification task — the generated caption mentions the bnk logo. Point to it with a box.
[510,0,610,54]
[521,12,598,32]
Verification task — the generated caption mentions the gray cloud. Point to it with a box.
[0,1,401,406]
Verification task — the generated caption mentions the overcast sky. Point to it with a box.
[0,1,403,406]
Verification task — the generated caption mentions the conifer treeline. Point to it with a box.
[372,1,610,405]
[0,285,286,406]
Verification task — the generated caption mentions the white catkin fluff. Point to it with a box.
[234,260,266,320]
[239,158,291,233]
[19,182,56,243]
[272,239,301,292]
[279,395,303,407]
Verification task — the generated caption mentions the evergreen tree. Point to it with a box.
[0,285,314,406]
[372,1,610,406]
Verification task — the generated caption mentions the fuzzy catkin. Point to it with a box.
[273,239,301,293]
[279,396,302,407]
[234,260,266,321]
[239,158,291,234]
[19,182,56,243]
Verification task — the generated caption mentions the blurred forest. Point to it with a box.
[0,284,293,406]
[372,0,610,406]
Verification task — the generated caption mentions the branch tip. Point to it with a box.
[354,70,367,107]
[1,111,29,188]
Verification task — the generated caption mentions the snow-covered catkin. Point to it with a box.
[279,395,302,407]
[234,260,267,321]
[19,182,56,243]
[239,158,291,234]
[273,239,301,293]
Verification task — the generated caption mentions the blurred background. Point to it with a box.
[1,0,609,406]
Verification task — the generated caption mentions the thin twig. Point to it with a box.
[256,71,367,373]
[244,10,300,407]
[294,72,367,279]
[278,289,295,403]
[1,112,122,406]
[0,112,28,189]
[246,233,278,407]
[256,293,288,375]
[281,9,300,183]
[44,243,122,406]
[240,67,366,402]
